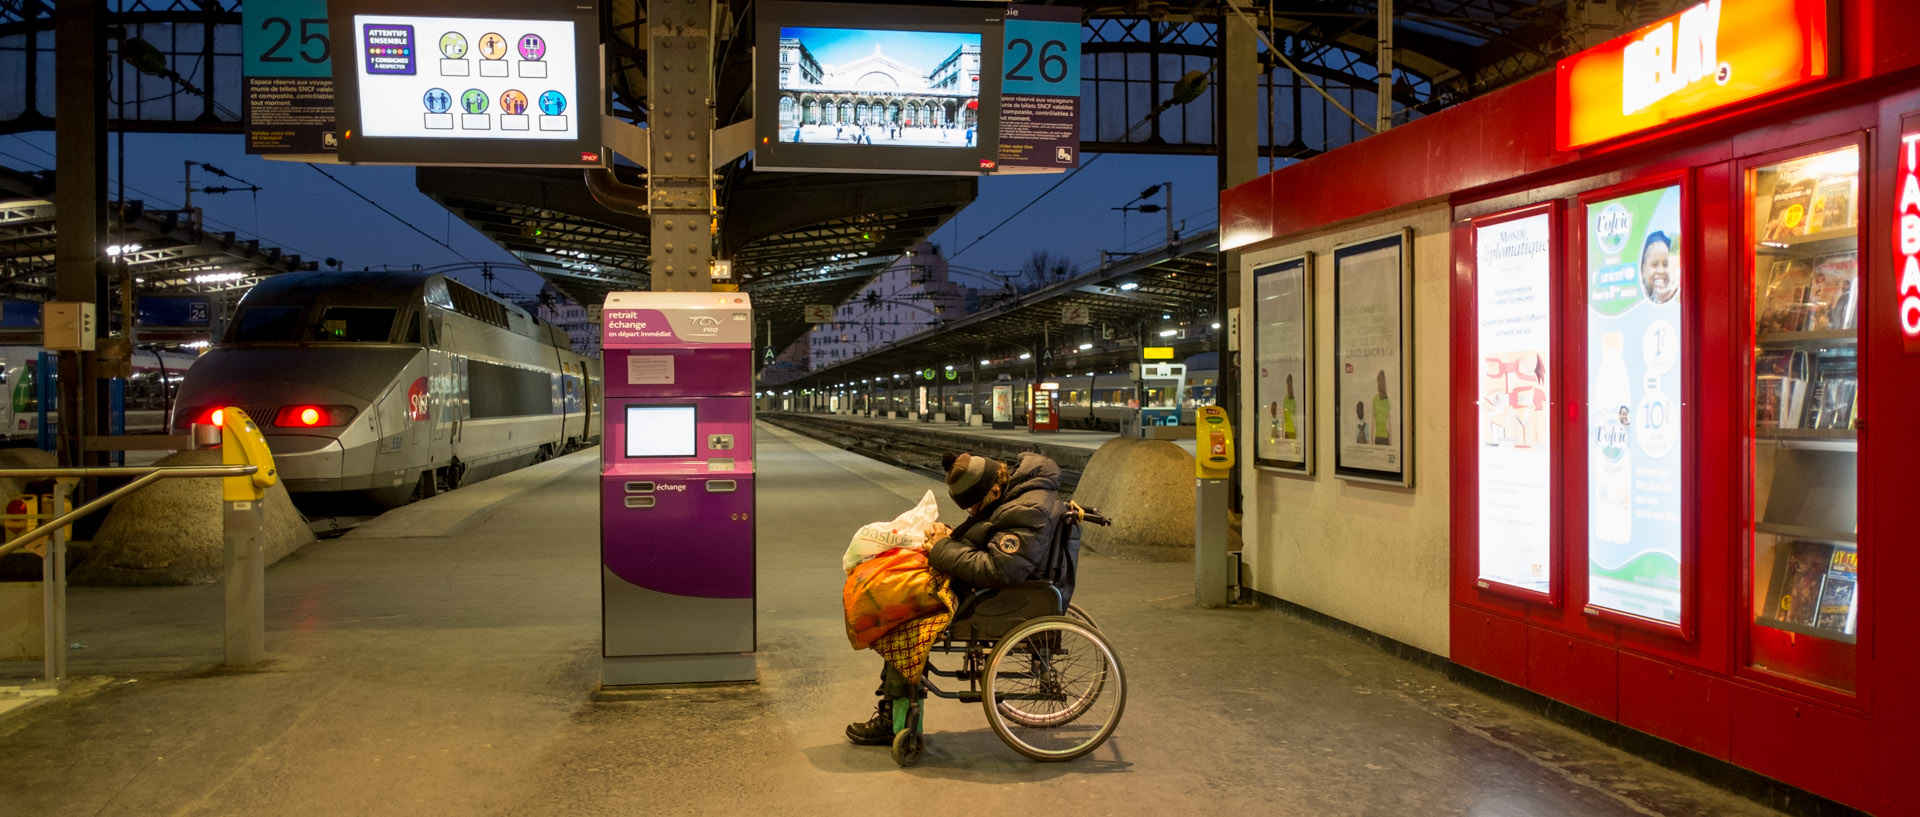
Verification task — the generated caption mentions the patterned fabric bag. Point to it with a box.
[843,547,947,650]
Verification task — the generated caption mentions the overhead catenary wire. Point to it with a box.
[303,163,472,264]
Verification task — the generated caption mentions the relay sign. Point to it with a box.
[349,13,578,141]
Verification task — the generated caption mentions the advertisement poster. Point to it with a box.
[1334,233,1410,484]
[243,0,338,155]
[1475,213,1555,596]
[991,384,1014,426]
[1585,184,1686,626]
[1253,255,1311,472]
[997,5,1081,169]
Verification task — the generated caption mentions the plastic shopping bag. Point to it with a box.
[841,489,942,574]
[843,546,946,650]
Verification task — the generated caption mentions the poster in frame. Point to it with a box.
[1333,230,1413,486]
[1252,254,1313,473]
[1579,176,1692,639]
[1471,203,1561,605]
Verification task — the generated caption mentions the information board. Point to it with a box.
[329,0,602,167]
[1585,183,1686,627]
[997,5,1081,170]
[243,0,338,155]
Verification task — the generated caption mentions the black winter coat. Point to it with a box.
[928,453,1066,588]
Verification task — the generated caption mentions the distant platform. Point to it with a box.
[768,412,1197,455]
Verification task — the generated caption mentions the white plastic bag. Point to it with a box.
[842,489,943,574]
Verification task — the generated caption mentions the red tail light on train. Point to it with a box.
[271,405,354,428]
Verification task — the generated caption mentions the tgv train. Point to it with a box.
[0,345,200,443]
[173,271,601,507]
[827,355,1218,431]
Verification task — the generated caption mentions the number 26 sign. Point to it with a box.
[1002,6,1080,97]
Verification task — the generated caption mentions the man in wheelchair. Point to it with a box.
[845,450,1067,746]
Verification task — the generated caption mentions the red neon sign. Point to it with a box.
[1555,0,1829,151]
[1897,117,1920,353]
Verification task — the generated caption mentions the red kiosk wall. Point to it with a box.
[1232,5,1920,811]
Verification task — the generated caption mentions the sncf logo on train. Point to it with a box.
[408,378,431,421]
[1555,0,1828,150]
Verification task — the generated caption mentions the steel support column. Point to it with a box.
[1219,1,1259,513]
[647,0,716,292]
[54,0,107,470]
[1377,0,1395,132]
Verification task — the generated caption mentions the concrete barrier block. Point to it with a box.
[72,449,316,587]
[1074,438,1196,562]
[0,580,42,659]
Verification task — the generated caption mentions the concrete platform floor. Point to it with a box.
[0,424,1784,817]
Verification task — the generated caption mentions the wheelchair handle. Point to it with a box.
[1069,502,1111,527]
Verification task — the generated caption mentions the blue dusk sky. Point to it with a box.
[781,27,979,73]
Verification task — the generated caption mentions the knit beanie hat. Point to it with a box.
[942,451,1004,508]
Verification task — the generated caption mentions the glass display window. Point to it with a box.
[1744,144,1860,694]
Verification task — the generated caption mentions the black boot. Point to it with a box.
[845,698,896,745]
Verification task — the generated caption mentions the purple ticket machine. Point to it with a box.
[600,292,755,685]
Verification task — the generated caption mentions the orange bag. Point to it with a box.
[843,547,947,650]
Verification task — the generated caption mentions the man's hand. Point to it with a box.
[924,522,952,542]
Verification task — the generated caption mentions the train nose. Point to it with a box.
[267,435,349,492]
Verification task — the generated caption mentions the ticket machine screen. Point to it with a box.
[624,405,698,457]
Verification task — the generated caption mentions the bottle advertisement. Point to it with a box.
[1253,256,1310,471]
[1586,185,1685,626]
[1475,213,1553,596]
[1333,233,1409,484]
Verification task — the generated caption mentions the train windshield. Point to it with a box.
[230,306,303,342]
[312,307,396,342]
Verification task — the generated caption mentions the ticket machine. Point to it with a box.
[600,292,755,685]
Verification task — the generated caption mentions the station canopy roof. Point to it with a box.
[0,165,318,309]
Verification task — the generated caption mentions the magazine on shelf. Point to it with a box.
[1808,175,1858,234]
[1815,547,1859,635]
[1754,350,1810,429]
[1807,252,1860,331]
[1758,259,1816,334]
[1805,353,1858,430]
[1763,540,1834,628]
[1763,175,1818,240]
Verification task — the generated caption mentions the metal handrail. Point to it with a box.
[0,465,259,560]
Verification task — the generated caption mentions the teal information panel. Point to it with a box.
[243,0,338,154]
[997,5,1081,169]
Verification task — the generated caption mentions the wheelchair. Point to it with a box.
[890,502,1127,766]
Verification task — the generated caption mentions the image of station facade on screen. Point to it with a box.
[754,1,1002,175]
[774,27,983,148]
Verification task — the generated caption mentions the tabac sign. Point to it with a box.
[1897,116,1920,353]
[1555,0,1830,151]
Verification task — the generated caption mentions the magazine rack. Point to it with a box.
[1745,145,1861,692]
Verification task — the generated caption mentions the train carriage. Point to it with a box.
[173,271,599,507]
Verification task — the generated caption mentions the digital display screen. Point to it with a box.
[328,0,601,167]
[624,405,697,458]
[775,27,983,149]
[351,15,579,141]
[755,1,1003,175]
[1475,213,1554,597]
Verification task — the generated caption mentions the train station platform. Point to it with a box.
[796,411,1200,454]
[0,423,1785,817]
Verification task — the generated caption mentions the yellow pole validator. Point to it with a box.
[217,406,275,665]
[219,407,278,502]
[1195,405,1235,479]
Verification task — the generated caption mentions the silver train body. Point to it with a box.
[173,271,601,506]
[808,362,1219,431]
[0,345,199,442]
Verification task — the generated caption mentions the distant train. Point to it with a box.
[794,354,1218,432]
[0,345,200,443]
[173,271,601,507]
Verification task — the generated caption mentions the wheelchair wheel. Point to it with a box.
[995,604,1106,728]
[891,728,924,767]
[1065,603,1100,632]
[981,616,1126,761]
